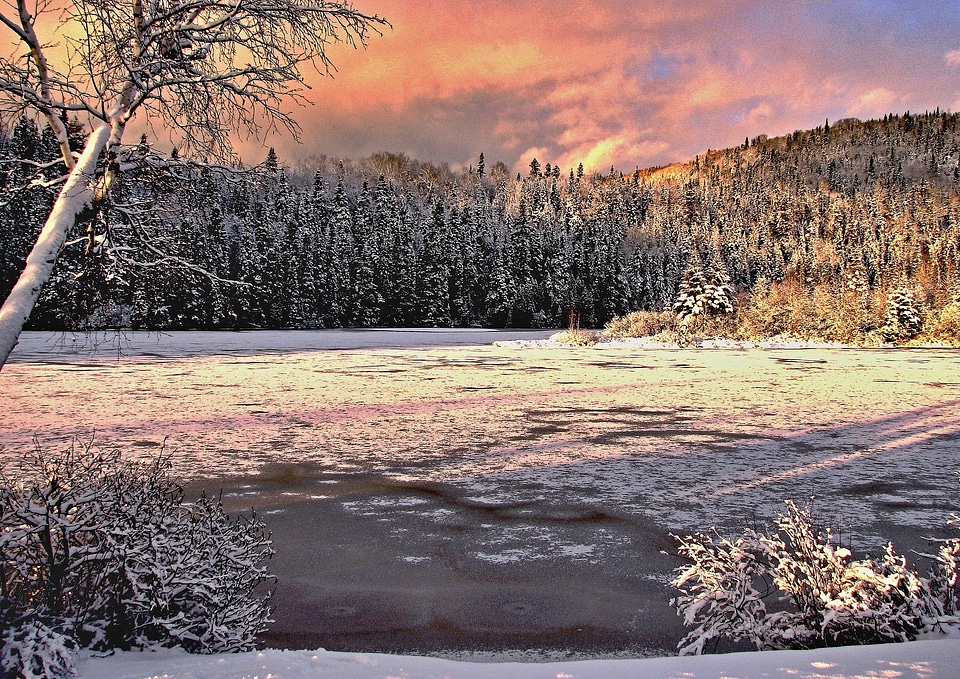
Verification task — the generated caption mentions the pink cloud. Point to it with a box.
[848,88,903,119]
[260,0,960,173]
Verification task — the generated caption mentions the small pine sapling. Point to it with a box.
[673,266,734,326]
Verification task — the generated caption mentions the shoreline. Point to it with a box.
[497,331,960,350]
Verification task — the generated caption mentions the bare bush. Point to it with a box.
[551,328,600,346]
[922,292,960,346]
[603,310,677,338]
[731,279,887,344]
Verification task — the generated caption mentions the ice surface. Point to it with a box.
[5,330,960,657]
[5,331,959,548]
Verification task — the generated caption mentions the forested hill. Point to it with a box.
[2,110,959,333]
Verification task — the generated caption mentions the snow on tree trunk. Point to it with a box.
[0,124,111,369]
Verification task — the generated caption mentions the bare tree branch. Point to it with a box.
[0,0,389,368]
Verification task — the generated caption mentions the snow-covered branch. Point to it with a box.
[1,438,275,679]
[671,501,960,655]
[0,0,388,369]
[64,0,389,159]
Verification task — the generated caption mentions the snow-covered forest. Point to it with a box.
[2,110,960,333]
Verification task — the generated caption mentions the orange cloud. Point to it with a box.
[232,1,960,172]
[849,87,903,118]
[10,0,958,173]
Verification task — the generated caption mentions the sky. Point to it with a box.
[256,0,960,175]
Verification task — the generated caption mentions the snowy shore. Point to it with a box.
[76,637,960,679]
[497,332,861,350]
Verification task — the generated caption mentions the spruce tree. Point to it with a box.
[881,288,923,341]
[417,201,452,326]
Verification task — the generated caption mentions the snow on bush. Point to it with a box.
[0,439,275,678]
[671,501,960,655]
[0,610,77,679]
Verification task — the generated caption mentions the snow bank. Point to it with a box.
[76,638,960,679]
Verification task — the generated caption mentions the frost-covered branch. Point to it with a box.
[671,501,960,655]
[0,0,88,170]
[65,0,389,159]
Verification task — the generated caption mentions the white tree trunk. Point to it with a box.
[0,123,112,369]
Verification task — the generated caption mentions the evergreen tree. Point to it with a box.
[485,245,515,327]
[673,261,735,325]
[881,288,923,341]
[326,177,356,326]
[417,201,452,326]
[391,204,420,325]
[352,180,384,326]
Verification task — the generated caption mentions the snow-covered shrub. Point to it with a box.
[0,439,275,678]
[551,327,599,346]
[922,287,960,345]
[603,310,676,338]
[671,501,960,655]
[0,612,77,679]
[881,288,924,342]
[673,267,735,325]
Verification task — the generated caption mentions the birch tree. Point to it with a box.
[0,0,387,368]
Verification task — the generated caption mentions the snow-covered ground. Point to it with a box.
[75,637,960,679]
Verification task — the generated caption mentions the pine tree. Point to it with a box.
[485,245,515,327]
[326,177,356,326]
[673,262,734,325]
[417,201,452,326]
[352,180,384,326]
[391,203,420,325]
[882,288,923,341]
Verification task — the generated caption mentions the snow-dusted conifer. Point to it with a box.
[417,201,452,326]
[882,288,924,341]
[673,263,734,325]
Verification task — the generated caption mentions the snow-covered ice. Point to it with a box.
[4,329,960,659]
[6,331,954,546]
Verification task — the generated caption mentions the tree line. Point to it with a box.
[2,110,959,332]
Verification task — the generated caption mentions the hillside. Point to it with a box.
[1,111,958,341]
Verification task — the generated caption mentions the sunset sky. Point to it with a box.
[258,0,960,174]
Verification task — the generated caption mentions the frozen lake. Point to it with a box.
[3,329,960,657]
[5,327,557,361]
